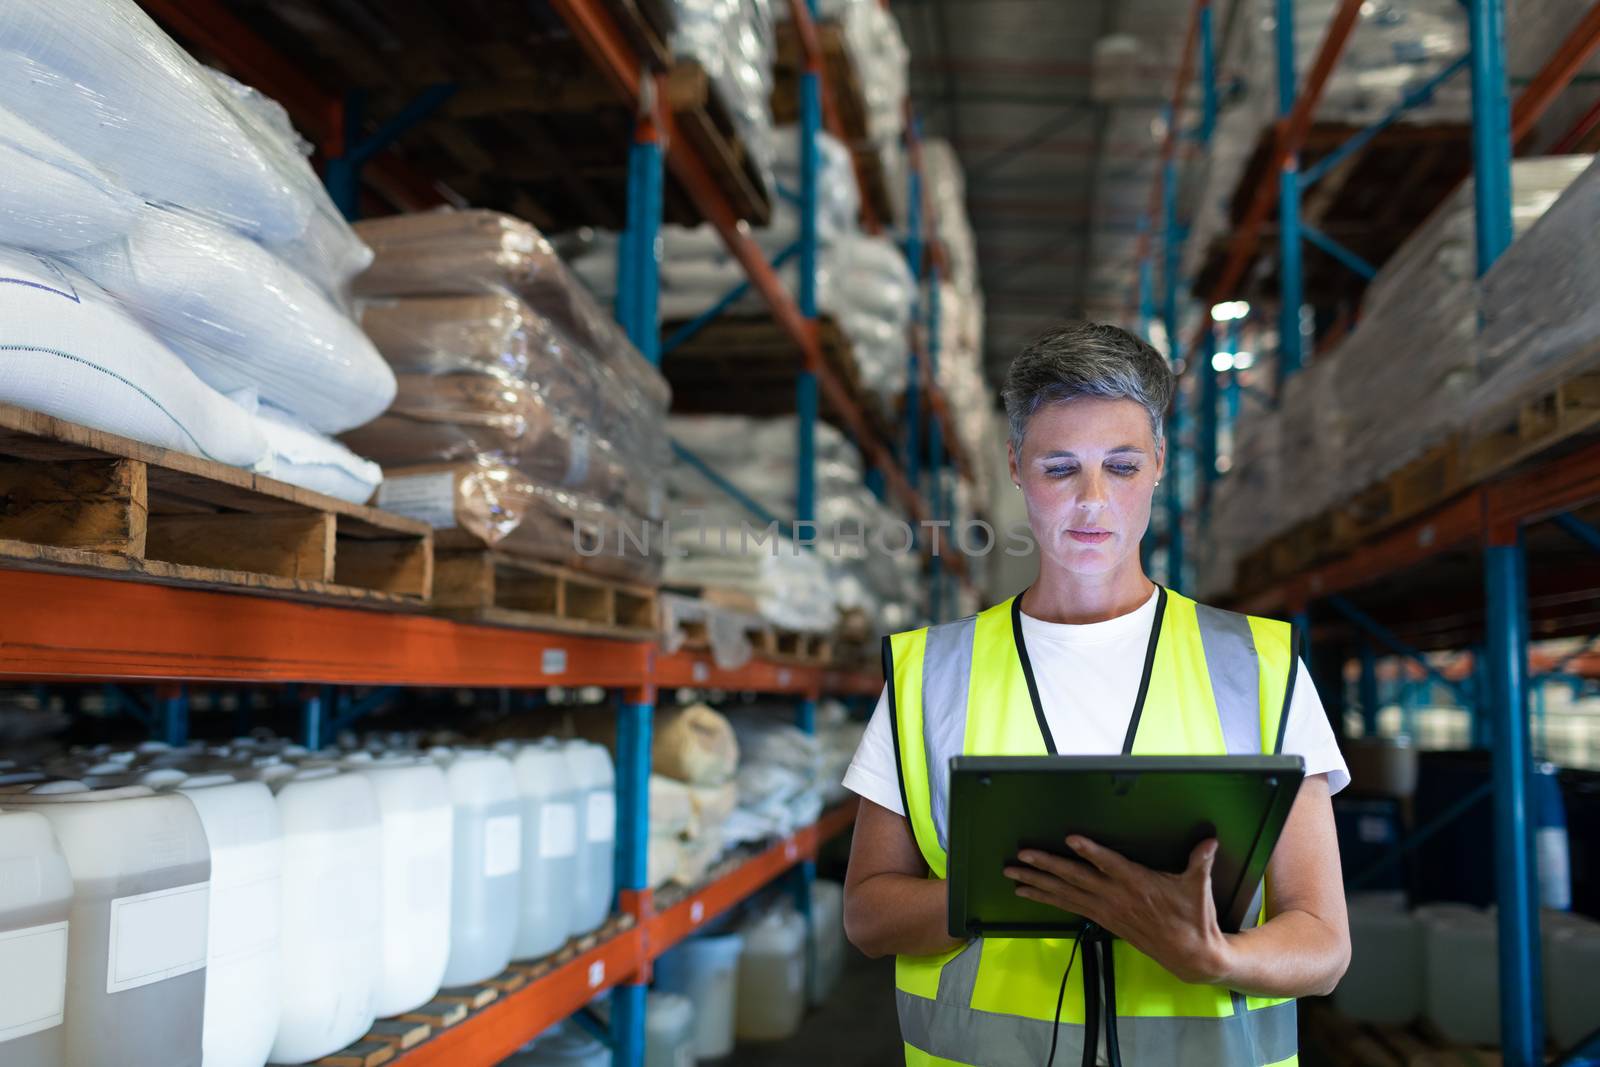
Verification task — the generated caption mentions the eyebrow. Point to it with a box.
[1037,446,1147,459]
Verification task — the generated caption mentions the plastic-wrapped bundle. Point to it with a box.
[0,104,140,254]
[662,525,841,632]
[355,291,667,523]
[921,139,977,292]
[1241,0,1470,128]
[1330,155,1589,492]
[1274,357,1348,529]
[672,0,777,196]
[353,210,670,413]
[1473,156,1600,428]
[65,204,395,435]
[0,0,323,244]
[669,414,866,511]
[829,0,909,150]
[203,70,373,301]
[0,247,268,468]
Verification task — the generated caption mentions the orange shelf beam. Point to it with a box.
[653,649,823,696]
[394,926,645,1066]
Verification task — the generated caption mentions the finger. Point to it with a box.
[1004,865,1074,896]
[1015,884,1100,919]
[1185,839,1219,884]
[1066,836,1138,879]
[1017,849,1109,891]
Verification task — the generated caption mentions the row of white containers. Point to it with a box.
[0,739,616,1066]
[1335,891,1600,1048]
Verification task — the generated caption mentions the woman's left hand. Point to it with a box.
[1005,837,1234,986]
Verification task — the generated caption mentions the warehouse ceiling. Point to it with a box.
[892,0,1199,387]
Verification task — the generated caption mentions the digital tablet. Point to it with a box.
[947,755,1305,938]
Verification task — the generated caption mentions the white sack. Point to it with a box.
[0,103,140,254]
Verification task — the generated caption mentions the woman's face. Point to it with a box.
[1008,396,1163,578]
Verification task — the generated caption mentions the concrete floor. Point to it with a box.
[719,949,902,1066]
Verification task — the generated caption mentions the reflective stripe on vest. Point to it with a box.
[884,588,1301,1067]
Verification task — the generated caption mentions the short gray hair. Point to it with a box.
[1002,321,1175,453]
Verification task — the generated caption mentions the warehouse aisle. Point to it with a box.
[721,951,901,1066]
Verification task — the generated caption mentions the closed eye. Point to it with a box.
[1107,463,1140,477]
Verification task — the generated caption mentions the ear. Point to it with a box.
[1154,435,1167,483]
[1007,438,1020,488]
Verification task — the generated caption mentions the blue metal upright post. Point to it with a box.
[160,685,189,747]
[612,693,653,1067]
[1276,0,1304,386]
[797,26,822,531]
[1198,327,1219,531]
[1469,0,1515,273]
[1200,2,1219,143]
[620,109,665,364]
[1485,535,1543,1063]
[1161,152,1184,591]
[904,135,924,499]
[1359,642,1381,737]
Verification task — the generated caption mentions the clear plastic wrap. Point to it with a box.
[672,0,778,196]
[352,209,670,413]
[0,246,267,468]
[246,398,383,506]
[1474,155,1600,428]
[354,289,668,522]
[831,0,909,150]
[0,0,349,256]
[64,203,395,435]
[374,461,662,583]
[0,103,140,254]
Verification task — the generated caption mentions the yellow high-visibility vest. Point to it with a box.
[883,587,1302,1067]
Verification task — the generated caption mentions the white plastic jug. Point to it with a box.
[809,879,847,1007]
[561,740,615,935]
[1418,903,1498,1046]
[507,741,580,959]
[736,904,808,1040]
[267,766,382,1064]
[0,808,73,1067]
[175,774,283,1067]
[645,992,696,1067]
[1334,891,1421,1024]
[4,784,210,1067]
[654,933,744,1058]
[343,754,453,1015]
[504,1022,610,1066]
[436,750,522,986]
[1544,911,1600,1048]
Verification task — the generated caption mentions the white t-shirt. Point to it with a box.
[843,588,1349,815]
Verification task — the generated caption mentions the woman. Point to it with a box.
[842,322,1350,1066]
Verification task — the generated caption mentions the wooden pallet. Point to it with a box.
[0,403,432,605]
[203,4,764,231]
[432,551,659,638]
[754,626,834,665]
[1463,369,1600,484]
[660,584,834,665]
[1301,1001,1501,1067]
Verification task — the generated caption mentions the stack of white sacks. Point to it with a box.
[1182,0,1472,284]
[673,0,779,199]
[725,701,865,843]
[570,127,916,413]
[1204,156,1593,596]
[665,413,925,635]
[0,731,617,1066]
[923,137,999,508]
[814,0,911,214]
[0,0,390,504]
[646,703,742,890]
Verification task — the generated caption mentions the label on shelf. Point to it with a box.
[483,814,523,879]
[541,803,578,859]
[106,882,209,994]
[777,668,792,686]
[690,900,705,924]
[587,959,605,989]
[542,648,568,675]
[784,840,799,862]
[375,471,457,529]
[587,792,616,843]
[691,661,710,684]
[0,920,68,1041]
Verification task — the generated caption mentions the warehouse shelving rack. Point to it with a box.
[1136,1,1600,1063]
[0,2,981,1064]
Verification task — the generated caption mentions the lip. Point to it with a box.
[1067,529,1112,544]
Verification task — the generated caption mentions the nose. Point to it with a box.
[1078,467,1110,511]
